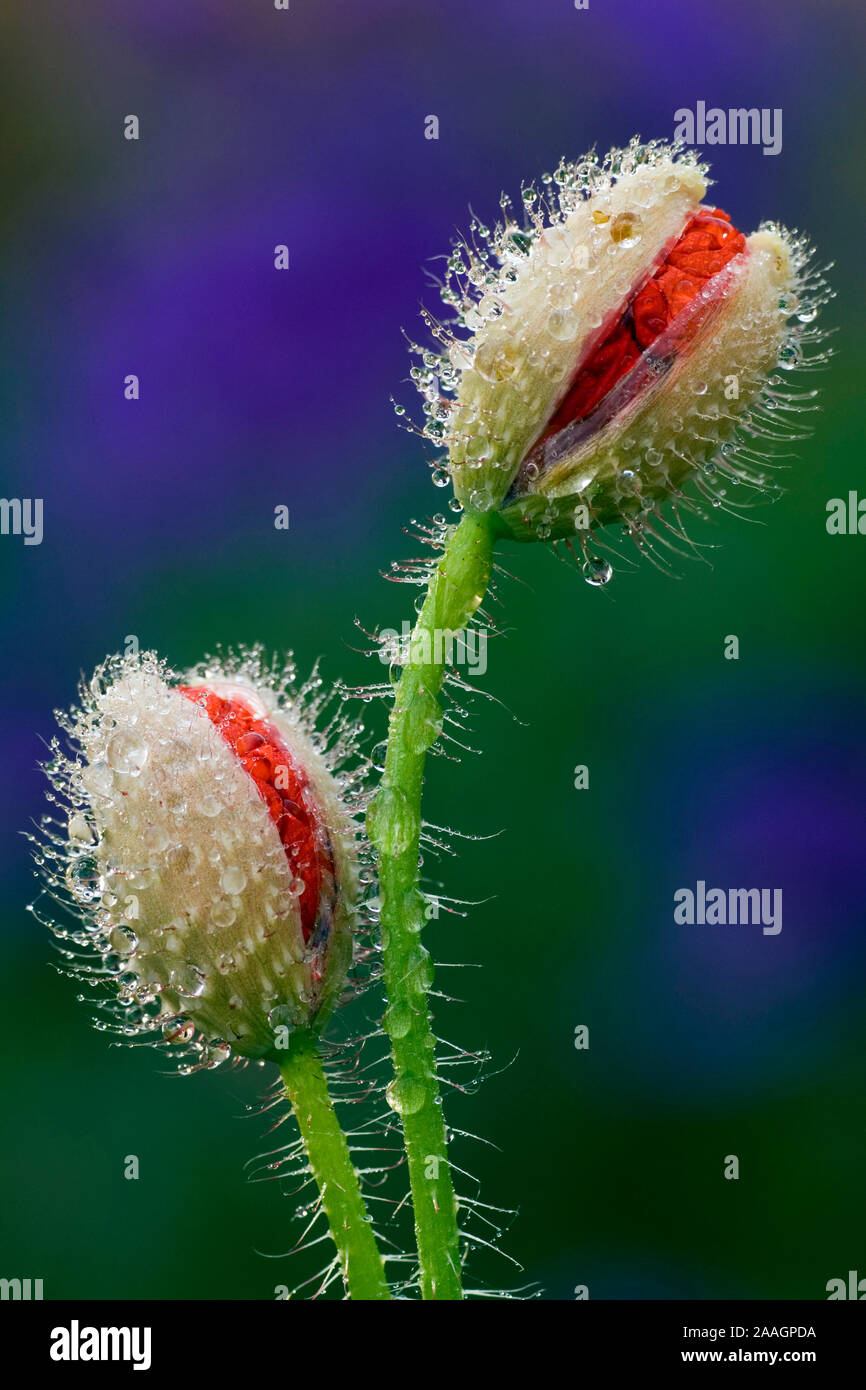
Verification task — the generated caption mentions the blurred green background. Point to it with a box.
[1,0,864,1298]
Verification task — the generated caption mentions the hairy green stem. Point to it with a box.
[278,1028,391,1300]
[369,508,497,1299]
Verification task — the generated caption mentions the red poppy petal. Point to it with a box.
[536,206,746,447]
[179,685,331,941]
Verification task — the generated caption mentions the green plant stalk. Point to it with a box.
[370,508,497,1300]
[278,1028,391,1300]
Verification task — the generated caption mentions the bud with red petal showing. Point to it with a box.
[405,138,830,574]
[38,650,367,1071]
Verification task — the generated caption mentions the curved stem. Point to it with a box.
[278,1028,391,1300]
[369,508,497,1299]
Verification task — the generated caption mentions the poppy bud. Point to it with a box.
[39,651,361,1069]
[410,138,828,556]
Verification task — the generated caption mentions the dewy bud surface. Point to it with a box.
[38,651,364,1070]
[407,138,830,552]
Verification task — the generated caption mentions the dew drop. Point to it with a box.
[778,343,800,370]
[366,786,420,857]
[465,433,489,461]
[384,1002,414,1039]
[204,1040,231,1067]
[162,1018,195,1044]
[65,855,100,895]
[170,963,207,998]
[210,898,236,929]
[407,946,434,991]
[82,761,114,797]
[220,866,247,896]
[107,730,149,776]
[68,813,94,843]
[370,739,388,772]
[546,308,578,342]
[582,556,613,587]
[109,926,137,955]
[385,1075,427,1116]
[267,1003,296,1031]
[404,687,443,754]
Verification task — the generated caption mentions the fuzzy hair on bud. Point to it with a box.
[36,649,371,1072]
